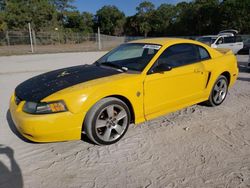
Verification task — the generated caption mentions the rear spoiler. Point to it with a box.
[215,48,233,55]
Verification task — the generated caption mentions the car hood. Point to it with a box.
[15,64,122,102]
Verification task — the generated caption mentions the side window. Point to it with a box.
[216,37,223,45]
[156,44,200,68]
[198,46,210,60]
[224,37,235,44]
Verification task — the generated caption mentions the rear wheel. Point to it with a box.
[205,75,228,106]
[84,97,130,145]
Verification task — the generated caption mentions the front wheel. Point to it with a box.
[205,75,228,106]
[84,97,131,145]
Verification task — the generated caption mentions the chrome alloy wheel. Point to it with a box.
[95,104,128,142]
[213,78,228,104]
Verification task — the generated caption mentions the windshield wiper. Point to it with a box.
[96,62,128,72]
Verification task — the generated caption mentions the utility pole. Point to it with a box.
[32,29,37,52]
[28,23,34,53]
[6,30,10,47]
[98,27,102,50]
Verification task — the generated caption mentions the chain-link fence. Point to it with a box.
[0,30,249,56]
[0,30,133,55]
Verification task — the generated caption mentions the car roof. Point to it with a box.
[198,35,217,38]
[218,33,235,37]
[219,29,238,35]
[129,38,197,46]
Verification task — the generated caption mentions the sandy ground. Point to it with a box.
[0,53,250,188]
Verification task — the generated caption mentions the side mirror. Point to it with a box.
[153,64,172,73]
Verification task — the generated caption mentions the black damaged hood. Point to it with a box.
[15,64,121,102]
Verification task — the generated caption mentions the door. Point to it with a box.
[234,36,244,54]
[216,36,243,54]
[211,36,223,48]
[144,44,209,119]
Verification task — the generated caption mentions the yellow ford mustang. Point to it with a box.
[10,38,238,145]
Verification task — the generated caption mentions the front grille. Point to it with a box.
[15,95,22,105]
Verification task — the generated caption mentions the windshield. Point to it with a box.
[96,43,161,72]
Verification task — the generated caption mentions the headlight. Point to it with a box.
[23,100,67,114]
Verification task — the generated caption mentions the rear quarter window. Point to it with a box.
[198,46,210,60]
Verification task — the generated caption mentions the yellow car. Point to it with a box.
[10,38,238,145]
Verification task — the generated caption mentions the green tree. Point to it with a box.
[51,0,75,12]
[124,15,140,36]
[220,0,250,33]
[169,2,196,35]
[0,0,6,11]
[135,1,155,37]
[4,0,57,31]
[81,12,94,33]
[192,0,221,35]
[64,11,94,33]
[0,0,6,31]
[95,5,125,35]
[50,0,75,27]
[64,11,83,31]
[0,12,6,31]
[150,4,176,36]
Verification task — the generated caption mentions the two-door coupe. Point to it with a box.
[10,38,238,145]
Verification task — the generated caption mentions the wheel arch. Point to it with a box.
[104,95,135,124]
[221,71,231,85]
[82,93,136,134]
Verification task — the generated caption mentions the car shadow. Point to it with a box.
[6,110,95,145]
[0,145,23,188]
[81,134,96,145]
[237,77,250,82]
[238,66,250,73]
[238,63,250,73]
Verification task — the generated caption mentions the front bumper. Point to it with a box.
[9,95,85,142]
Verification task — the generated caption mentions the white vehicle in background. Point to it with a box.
[197,30,244,54]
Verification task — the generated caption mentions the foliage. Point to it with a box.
[49,0,76,29]
[150,4,176,36]
[0,0,249,35]
[220,0,250,33]
[3,0,57,31]
[0,0,6,11]
[95,5,125,35]
[64,11,94,33]
[0,12,6,31]
[50,0,75,12]
[135,1,155,37]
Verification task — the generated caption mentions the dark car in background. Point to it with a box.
[238,38,250,55]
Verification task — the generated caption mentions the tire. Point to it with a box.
[84,97,131,145]
[205,75,228,107]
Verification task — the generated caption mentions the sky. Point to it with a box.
[73,0,188,16]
